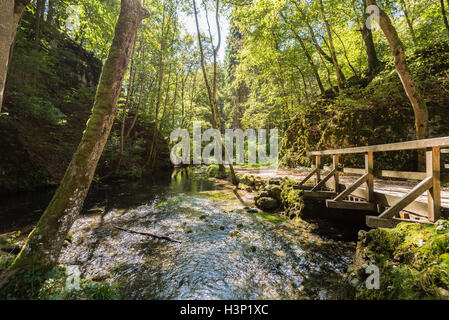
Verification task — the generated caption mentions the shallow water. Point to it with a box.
[55,170,355,300]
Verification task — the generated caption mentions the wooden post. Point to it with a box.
[426,147,441,222]
[333,155,339,193]
[316,155,321,184]
[365,151,374,202]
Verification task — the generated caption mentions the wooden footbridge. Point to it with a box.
[298,137,449,228]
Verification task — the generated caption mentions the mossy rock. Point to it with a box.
[342,220,449,300]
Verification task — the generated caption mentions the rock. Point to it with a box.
[435,220,448,232]
[254,191,270,201]
[238,174,255,187]
[255,197,279,211]
[274,250,286,257]
[267,185,282,201]
[229,230,242,238]
[268,178,282,185]
[199,214,207,220]
[240,184,253,192]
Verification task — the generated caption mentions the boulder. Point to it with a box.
[255,197,279,211]
[267,185,282,202]
[268,177,283,185]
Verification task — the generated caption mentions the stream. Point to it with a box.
[0,169,357,300]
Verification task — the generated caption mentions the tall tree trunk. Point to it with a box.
[356,0,381,75]
[441,0,449,37]
[319,0,344,90]
[0,0,30,114]
[193,0,238,185]
[366,0,428,168]
[0,0,149,294]
[117,41,137,172]
[34,0,44,49]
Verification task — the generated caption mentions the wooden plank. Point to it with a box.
[441,149,449,154]
[303,191,337,199]
[378,170,426,180]
[343,168,427,180]
[379,176,433,219]
[333,155,339,193]
[297,168,318,187]
[315,155,321,184]
[326,200,377,211]
[366,216,400,228]
[333,174,368,201]
[427,147,441,222]
[307,136,449,156]
[311,168,338,192]
[343,168,365,175]
[365,152,374,202]
[324,180,430,217]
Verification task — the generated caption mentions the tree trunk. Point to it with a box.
[117,41,137,172]
[332,27,359,78]
[0,0,30,114]
[279,12,325,95]
[400,0,417,45]
[366,0,428,168]
[193,0,238,186]
[1,0,149,294]
[34,0,45,49]
[319,0,345,90]
[441,0,449,37]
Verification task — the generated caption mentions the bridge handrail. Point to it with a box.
[307,136,449,156]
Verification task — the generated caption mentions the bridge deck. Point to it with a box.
[235,167,449,208]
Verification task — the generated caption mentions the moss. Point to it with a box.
[279,179,304,219]
[254,211,284,223]
[207,164,229,178]
[344,220,449,300]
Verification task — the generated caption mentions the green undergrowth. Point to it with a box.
[1,264,120,300]
[343,220,449,300]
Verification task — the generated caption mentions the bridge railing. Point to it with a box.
[303,137,449,228]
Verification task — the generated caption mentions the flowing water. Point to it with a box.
[0,169,356,300]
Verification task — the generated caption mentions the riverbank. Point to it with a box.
[1,166,356,300]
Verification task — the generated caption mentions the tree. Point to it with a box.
[366,0,428,168]
[193,0,238,185]
[360,0,381,75]
[440,0,449,37]
[0,0,31,113]
[0,0,149,295]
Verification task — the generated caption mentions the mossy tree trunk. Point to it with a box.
[1,0,149,288]
[366,0,428,169]
[0,0,30,114]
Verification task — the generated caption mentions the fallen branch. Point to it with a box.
[113,225,182,243]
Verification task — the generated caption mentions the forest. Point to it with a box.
[0,0,449,302]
